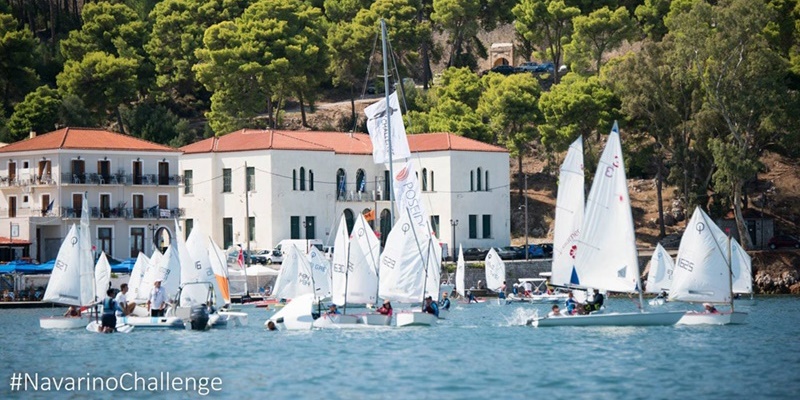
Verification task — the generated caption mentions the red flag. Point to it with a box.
[237,247,244,269]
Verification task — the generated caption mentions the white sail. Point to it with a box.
[78,193,94,306]
[378,210,432,303]
[669,207,733,304]
[352,213,381,300]
[345,230,379,304]
[185,228,224,306]
[42,225,85,306]
[365,91,411,163]
[150,248,163,267]
[268,293,314,330]
[731,239,752,295]
[456,245,465,297]
[154,244,181,298]
[307,246,331,299]
[128,252,150,302]
[330,215,350,305]
[206,239,231,305]
[272,245,300,300]
[424,234,442,301]
[645,243,674,293]
[94,252,111,300]
[551,136,584,287]
[484,248,506,292]
[573,123,640,293]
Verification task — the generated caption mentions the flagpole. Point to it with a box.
[381,19,396,226]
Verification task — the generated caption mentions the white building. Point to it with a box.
[179,130,510,256]
[0,128,182,262]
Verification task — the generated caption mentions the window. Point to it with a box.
[300,167,306,191]
[430,171,435,191]
[222,168,231,193]
[477,168,482,191]
[468,214,477,239]
[482,214,492,238]
[305,216,315,239]
[100,194,111,218]
[248,217,255,241]
[470,170,474,192]
[132,194,143,218]
[22,161,28,168]
[290,216,300,239]
[8,196,17,218]
[293,169,297,190]
[97,159,110,183]
[422,168,427,191]
[336,169,346,199]
[356,169,366,192]
[430,215,440,238]
[185,219,193,240]
[41,194,51,216]
[72,193,83,217]
[309,170,314,191]
[158,161,169,185]
[223,218,233,249]
[246,167,255,191]
[130,227,144,257]
[485,170,489,191]
[184,170,193,194]
[344,209,355,235]
[22,195,28,204]
[98,227,113,257]
[384,171,391,199]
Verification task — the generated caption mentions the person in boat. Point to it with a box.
[584,289,604,313]
[422,296,439,317]
[326,304,341,315]
[439,292,451,310]
[147,280,167,317]
[703,303,719,314]
[266,320,278,331]
[548,304,562,317]
[497,281,506,299]
[477,280,485,290]
[377,300,393,316]
[114,283,136,316]
[512,283,519,296]
[565,291,582,315]
[101,288,123,333]
[466,290,478,304]
[64,306,81,317]
[523,281,533,297]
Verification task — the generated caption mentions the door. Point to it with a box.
[8,162,16,183]
[100,194,111,218]
[132,194,143,218]
[158,194,168,217]
[38,160,51,182]
[130,227,144,257]
[41,194,50,216]
[158,162,169,185]
[72,193,82,217]
[8,196,16,218]
[133,160,142,185]
[97,160,110,183]
[305,216,315,239]
[71,160,85,183]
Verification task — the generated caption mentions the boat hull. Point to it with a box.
[396,311,438,327]
[359,313,392,326]
[529,311,686,327]
[312,314,360,329]
[120,316,185,329]
[86,320,134,333]
[219,311,248,327]
[40,316,87,329]
[507,294,568,304]
[676,311,748,325]
[648,298,667,306]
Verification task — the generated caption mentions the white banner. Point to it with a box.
[365,91,411,164]
[391,159,428,232]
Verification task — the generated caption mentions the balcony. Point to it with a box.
[60,172,182,186]
[336,189,385,202]
[58,206,185,220]
[0,174,56,188]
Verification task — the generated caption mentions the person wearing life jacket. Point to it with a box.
[584,289,604,313]
[422,296,439,317]
[439,292,451,311]
[101,289,123,333]
[565,291,581,315]
[703,303,719,314]
[377,300,393,317]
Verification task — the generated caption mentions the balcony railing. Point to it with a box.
[58,206,185,220]
[336,189,384,202]
[0,175,56,187]
[59,172,183,186]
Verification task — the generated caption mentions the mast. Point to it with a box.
[727,231,734,312]
[343,240,351,315]
[381,19,396,225]
[244,161,250,296]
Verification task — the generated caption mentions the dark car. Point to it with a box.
[482,65,516,76]
[525,244,546,259]
[494,247,519,260]
[539,243,554,257]
[768,235,800,249]
[463,248,489,261]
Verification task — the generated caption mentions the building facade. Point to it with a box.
[180,130,510,257]
[0,128,182,262]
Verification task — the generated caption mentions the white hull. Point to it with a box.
[648,298,666,306]
[40,316,87,329]
[529,311,686,327]
[396,311,438,327]
[120,316,185,329]
[676,311,748,325]
[359,313,392,326]
[312,314,360,329]
[219,311,249,327]
[507,294,568,304]
[86,320,134,333]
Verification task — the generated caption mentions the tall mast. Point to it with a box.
[244,161,250,296]
[727,232,734,312]
[381,19,396,225]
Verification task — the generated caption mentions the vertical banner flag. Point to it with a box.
[365,91,411,164]
[392,159,428,231]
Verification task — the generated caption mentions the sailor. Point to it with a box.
[377,300,393,316]
[565,291,581,315]
[703,303,719,314]
[548,304,562,317]
[101,288,123,333]
[422,296,439,317]
[584,289,604,313]
[327,304,341,315]
[114,283,135,316]
[147,280,167,317]
[466,290,478,304]
[439,292,451,310]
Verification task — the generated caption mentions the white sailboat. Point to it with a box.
[671,207,748,325]
[485,247,506,301]
[40,193,94,329]
[730,239,753,300]
[646,243,674,305]
[551,136,585,288]
[529,123,685,327]
[120,241,184,329]
[352,213,393,326]
[85,251,135,333]
[455,245,465,298]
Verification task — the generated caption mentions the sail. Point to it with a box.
[378,210,433,303]
[150,248,163,267]
[128,252,151,302]
[154,244,181,298]
[645,243,674,293]
[365,91,411,163]
[730,239,752,294]
[424,234,442,301]
[484,248,506,292]
[78,192,94,306]
[573,123,640,293]
[551,136,585,287]
[307,246,331,299]
[456,245,465,297]
[669,207,733,304]
[94,252,111,300]
[272,245,300,300]
[185,228,225,306]
[346,230,379,304]
[207,240,231,305]
[391,159,428,228]
[352,213,381,301]
[330,215,350,305]
[42,225,84,306]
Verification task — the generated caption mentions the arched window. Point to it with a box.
[379,209,392,247]
[477,167,482,191]
[422,168,428,191]
[344,209,355,235]
[293,169,297,191]
[309,170,314,191]
[356,169,366,192]
[485,170,489,191]
[336,169,346,199]
[299,167,306,191]
[430,171,435,191]
[470,170,474,192]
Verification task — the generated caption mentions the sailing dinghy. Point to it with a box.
[645,243,674,306]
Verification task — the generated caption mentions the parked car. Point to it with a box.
[532,62,554,73]
[768,235,800,249]
[539,243,554,258]
[525,244,546,259]
[481,65,516,76]
[494,247,518,260]
[516,61,539,72]
[463,247,489,261]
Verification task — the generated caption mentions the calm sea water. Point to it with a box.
[1,297,799,399]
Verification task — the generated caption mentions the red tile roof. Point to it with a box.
[0,237,32,245]
[0,128,178,153]
[181,130,506,154]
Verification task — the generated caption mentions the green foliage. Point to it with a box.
[431,0,481,68]
[6,86,61,142]
[56,51,138,122]
[566,6,636,75]
[120,100,194,145]
[478,73,542,155]
[635,0,671,41]
[513,0,581,84]
[0,13,39,115]
[406,67,487,139]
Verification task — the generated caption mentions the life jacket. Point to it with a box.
[102,297,117,315]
